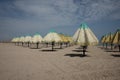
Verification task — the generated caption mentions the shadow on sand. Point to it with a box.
[105,50,120,53]
[30,47,41,49]
[111,54,120,57]
[54,48,63,49]
[41,49,57,52]
[64,53,90,57]
[72,49,88,52]
[75,47,83,49]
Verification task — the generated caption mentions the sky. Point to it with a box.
[0,0,120,41]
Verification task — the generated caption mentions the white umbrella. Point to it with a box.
[73,23,99,55]
[44,32,61,43]
[73,28,80,42]
[24,36,32,47]
[31,34,43,43]
[11,37,20,45]
[43,31,62,50]
[31,34,43,48]
[19,36,25,46]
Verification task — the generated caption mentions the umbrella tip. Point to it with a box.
[117,29,120,31]
[50,30,56,33]
[80,23,88,29]
[35,33,40,35]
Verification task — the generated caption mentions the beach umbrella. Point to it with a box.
[11,37,20,45]
[59,34,69,48]
[112,29,120,51]
[100,35,105,47]
[101,35,108,48]
[43,31,62,51]
[73,28,80,43]
[67,36,73,43]
[73,23,99,56]
[19,36,25,46]
[105,33,113,49]
[11,38,17,43]
[65,35,73,47]
[24,36,32,47]
[31,34,43,48]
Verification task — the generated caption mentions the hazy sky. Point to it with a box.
[0,0,120,41]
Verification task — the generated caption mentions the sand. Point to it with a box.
[0,43,120,80]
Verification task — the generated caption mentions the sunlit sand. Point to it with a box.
[0,43,120,80]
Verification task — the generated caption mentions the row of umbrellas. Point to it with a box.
[101,29,120,52]
[12,32,73,50]
[11,23,99,55]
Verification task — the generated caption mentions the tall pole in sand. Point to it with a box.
[52,41,55,51]
[83,46,87,56]
[36,42,39,49]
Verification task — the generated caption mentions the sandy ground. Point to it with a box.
[0,43,120,80]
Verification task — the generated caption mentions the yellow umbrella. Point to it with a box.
[58,34,68,48]
[59,34,68,43]
[112,29,120,51]
[66,36,73,43]
[65,35,73,47]
[112,29,120,44]
[105,33,113,49]
[101,35,108,48]
[101,35,107,43]
[73,23,99,55]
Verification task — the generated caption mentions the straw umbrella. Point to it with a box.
[31,34,43,48]
[73,23,99,56]
[12,37,20,45]
[65,35,73,47]
[73,28,80,44]
[112,29,120,52]
[59,34,69,48]
[101,35,108,48]
[43,31,62,51]
[100,35,105,47]
[104,33,113,50]
[24,36,32,47]
[11,37,18,45]
[19,36,25,46]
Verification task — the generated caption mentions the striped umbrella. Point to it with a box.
[73,23,99,56]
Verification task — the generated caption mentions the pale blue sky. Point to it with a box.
[0,0,120,41]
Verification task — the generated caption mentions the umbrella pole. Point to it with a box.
[103,43,104,48]
[28,42,30,47]
[36,42,39,49]
[22,42,23,46]
[118,45,120,52]
[65,42,67,47]
[60,42,62,49]
[83,46,86,56]
[106,43,107,49]
[111,43,113,50]
[52,42,54,51]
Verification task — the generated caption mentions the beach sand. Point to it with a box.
[0,43,120,80]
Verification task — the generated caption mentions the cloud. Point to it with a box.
[0,0,120,40]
